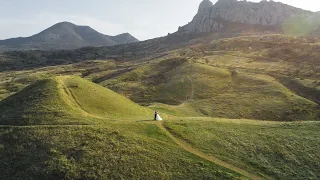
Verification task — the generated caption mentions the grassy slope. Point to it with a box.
[0,76,152,125]
[0,34,319,179]
[278,76,320,104]
[0,122,242,180]
[164,118,320,179]
[0,76,245,179]
[192,35,320,104]
[0,60,117,101]
[0,35,319,121]
[0,78,83,125]
[61,76,151,119]
[104,58,319,121]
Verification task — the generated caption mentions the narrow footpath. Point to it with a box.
[156,121,271,180]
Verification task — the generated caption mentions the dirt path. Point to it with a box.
[59,78,92,115]
[156,121,270,180]
[58,78,106,120]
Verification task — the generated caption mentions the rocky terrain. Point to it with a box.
[0,22,138,52]
[179,0,315,33]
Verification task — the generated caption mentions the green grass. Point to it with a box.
[0,76,152,125]
[0,60,117,101]
[164,118,320,179]
[0,76,244,179]
[0,35,319,121]
[104,58,319,121]
[61,76,152,119]
[194,35,320,80]
[0,34,319,179]
[0,77,82,125]
[278,76,320,104]
[0,122,242,180]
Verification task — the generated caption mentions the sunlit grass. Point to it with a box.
[165,117,320,179]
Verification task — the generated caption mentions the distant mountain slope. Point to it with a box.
[311,12,320,35]
[179,0,318,34]
[109,33,139,44]
[0,22,139,52]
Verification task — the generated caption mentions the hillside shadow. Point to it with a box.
[0,127,64,179]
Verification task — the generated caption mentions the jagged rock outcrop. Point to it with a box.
[198,0,213,13]
[180,0,313,33]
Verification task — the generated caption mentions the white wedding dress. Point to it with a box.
[156,114,163,121]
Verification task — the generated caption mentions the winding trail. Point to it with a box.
[0,76,270,179]
[156,121,269,180]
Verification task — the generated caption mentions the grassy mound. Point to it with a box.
[0,123,242,179]
[164,118,320,179]
[0,76,151,125]
[103,58,319,121]
[60,76,151,119]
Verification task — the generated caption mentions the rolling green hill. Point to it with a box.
[102,58,319,121]
[0,34,319,179]
[0,35,319,122]
[0,76,151,125]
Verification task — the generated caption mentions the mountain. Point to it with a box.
[178,0,317,34]
[0,22,139,52]
[108,33,139,44]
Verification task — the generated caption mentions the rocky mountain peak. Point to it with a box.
[216,0,237,4]
[179,0,313,33]
[198,0,213,13]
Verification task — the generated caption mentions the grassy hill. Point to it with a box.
[102,58,319,121]
[189,35,320,109]
[164,118,320,179]
[0,117,318,179]
[0,35,319,121]
[0,123,243,180]
[61,76,151,119]
[0,76,151,125]
[0,76,249,180]
[0,34,319,179]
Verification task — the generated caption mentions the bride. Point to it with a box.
[155,110,163,121]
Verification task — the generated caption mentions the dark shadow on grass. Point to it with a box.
[0,127,64,180]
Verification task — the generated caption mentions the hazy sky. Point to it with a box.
[0,0,319,41]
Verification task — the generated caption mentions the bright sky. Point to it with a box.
[0,0,319,41]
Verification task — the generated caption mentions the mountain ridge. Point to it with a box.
[0,21,139,52]
[179,0,318,34]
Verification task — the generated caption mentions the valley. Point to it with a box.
[0,34,319,179]
[0,0,320,179]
